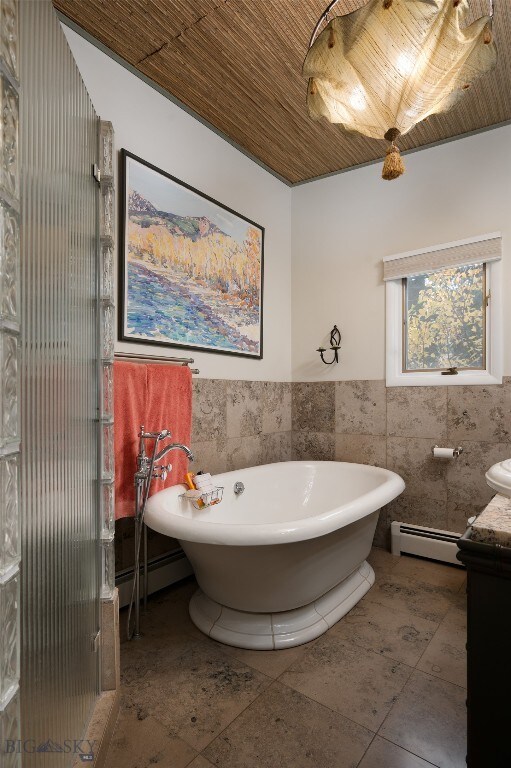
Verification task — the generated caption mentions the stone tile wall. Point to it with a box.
[292,379,511,547]
[115,379,292,572]
[191,379,292,473]
[115,375,510,571]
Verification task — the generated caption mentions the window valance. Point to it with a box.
[383,233,501,281]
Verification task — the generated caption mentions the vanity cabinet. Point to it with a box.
[457,531,511,767]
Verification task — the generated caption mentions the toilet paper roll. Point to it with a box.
[433,446,455,459]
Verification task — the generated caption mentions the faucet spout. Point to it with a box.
[155,443,194,462]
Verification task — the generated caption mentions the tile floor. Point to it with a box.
[108,548,467,768]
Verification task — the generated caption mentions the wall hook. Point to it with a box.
[317,325,341,365]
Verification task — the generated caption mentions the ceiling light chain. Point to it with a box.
[308,0,341,48]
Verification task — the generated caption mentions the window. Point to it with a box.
[403,263,486,372]
[385,234,502,386]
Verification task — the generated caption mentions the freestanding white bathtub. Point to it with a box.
[145,461,405,649]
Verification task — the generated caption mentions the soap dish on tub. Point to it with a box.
[179,487,224,509]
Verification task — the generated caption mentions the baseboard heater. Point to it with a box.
[116,549,194,609]
[391,521,464,567]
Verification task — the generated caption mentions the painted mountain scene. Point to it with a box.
[122,155,263,357]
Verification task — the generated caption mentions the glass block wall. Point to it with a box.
[0,0,21,764]
[19,1,101,764]
[99,121,116,599]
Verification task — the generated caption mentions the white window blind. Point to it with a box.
[383,233,501,281]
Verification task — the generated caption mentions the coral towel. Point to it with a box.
[114,361,192,519]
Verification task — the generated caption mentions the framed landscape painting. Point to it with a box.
[119,150,264,358]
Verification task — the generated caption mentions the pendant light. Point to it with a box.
[304,0,497,180]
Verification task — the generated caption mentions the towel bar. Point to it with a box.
[114,352,199,374]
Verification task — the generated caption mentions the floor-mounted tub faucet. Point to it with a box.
[155,442,195,463]
[128,427,194,640]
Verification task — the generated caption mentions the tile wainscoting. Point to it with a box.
[115,379,292,572]
[292,379,511,547]
[115,376,510,571]
[191,379,292,473]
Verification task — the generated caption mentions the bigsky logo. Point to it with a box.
[3,739,95,760]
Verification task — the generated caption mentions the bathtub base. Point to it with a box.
[189,561,375,650]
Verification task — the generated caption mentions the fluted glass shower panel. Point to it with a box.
[19,2,100,764]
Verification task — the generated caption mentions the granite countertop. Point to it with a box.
[471,493,511,547]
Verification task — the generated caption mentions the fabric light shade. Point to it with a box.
[383,233,501,281]
[304,0,497,148]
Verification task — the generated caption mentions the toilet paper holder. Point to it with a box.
[431,445,464,459]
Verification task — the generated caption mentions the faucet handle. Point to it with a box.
[153,463,172,481]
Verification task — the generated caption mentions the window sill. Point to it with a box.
[386,370,502,387]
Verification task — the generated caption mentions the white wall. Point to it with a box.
[63,26,292,381]
[61,24,511,384]
[291,125,511,381]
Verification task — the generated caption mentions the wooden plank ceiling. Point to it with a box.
[54,0,511,184]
